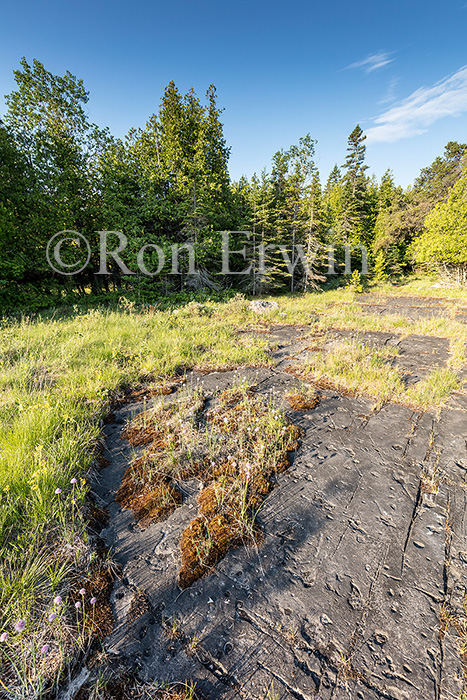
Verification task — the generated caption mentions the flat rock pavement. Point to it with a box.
[355,294,467,324]
[93,325,467,700]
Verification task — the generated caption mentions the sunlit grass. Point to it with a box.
[119,381,300,589]
[295,336,463,410]
[301,339,404,408]
[407,368,460,409]
[258,289,467,341]
[0,281,466,695]
[0,299,269,695]
[371,274,467,299]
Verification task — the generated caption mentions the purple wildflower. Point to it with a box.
[53,596,62,605]
[74,601,81,609]
[40,644,50,654]
[70,478,77,485]
[48,613,57,622]
[90,597,97,605]
[14,620,26,633]
[0,632,8,642]
[54,488,62,495]
[79,588,86,596]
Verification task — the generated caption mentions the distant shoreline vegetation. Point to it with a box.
[1,58,467,313]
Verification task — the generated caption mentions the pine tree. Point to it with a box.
[343,125,368,191]
[414,141,467,203]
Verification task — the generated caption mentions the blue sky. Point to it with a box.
[1,0,467,187]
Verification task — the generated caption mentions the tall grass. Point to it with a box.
[300,337,463,410]
[0,299,269,693]
[0,284,465,695]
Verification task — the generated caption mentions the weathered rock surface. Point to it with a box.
[249,300,280,314]
[92,322,467,700]
[355,294,467,324]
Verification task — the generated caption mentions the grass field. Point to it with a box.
[0,281,466,696]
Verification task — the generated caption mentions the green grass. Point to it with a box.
[407,368,461,409]
[0,280,466,696]
[302,339,404,407]
[256,288,467,340]
[0,299,269,695]
[370,274,467,300]
[296,336,463,411]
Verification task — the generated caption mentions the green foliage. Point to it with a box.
[232,134,326,294]
[3,57,467,311]
[343,124,368,185]
[2,58,108,291]
[412,173,467,267]
[345,269,365,293]
[340,125,373,246]
[0,122,32,280]
[322,126,377,254]
[372,250,387,282]
[414,141,467,203]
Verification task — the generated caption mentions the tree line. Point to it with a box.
[1,58,467,311]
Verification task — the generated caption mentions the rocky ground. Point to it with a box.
[356,294,467,324]
[91,299,467,700]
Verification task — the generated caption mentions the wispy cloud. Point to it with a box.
[346,52,394,74]
[379,77,399,105]
[366,65,467,143]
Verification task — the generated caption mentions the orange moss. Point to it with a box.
[121,421,160,446]
[119,387,301,587]
[286,392,320,411]
[80,564,114,639]
[116,464,182,528]
[179,513,247,589]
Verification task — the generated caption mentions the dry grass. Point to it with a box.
[285,388,320,411]
[1,280,466,697]
[290,339,403,407]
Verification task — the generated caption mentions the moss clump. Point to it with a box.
[119,383,302,587]
[286,391,320,411]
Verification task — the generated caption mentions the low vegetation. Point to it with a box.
[119,382,301,588]
[74,675,200,700]
[0,281,466,696]
[0,298,268,696]
[290,336,462,410]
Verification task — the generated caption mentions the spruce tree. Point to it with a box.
[340,124,374,248]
